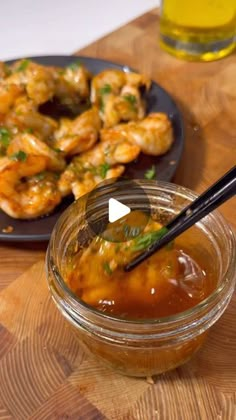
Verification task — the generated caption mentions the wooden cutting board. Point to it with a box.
[0,8,236,419]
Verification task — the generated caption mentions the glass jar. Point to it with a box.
[46,181,236,377]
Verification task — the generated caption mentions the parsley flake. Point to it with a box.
[9,150,27,162]
[123,94,137,108]
[131,227,168,252]
[99,84,112,95]
[0,127,11,147]
[103,261,113,275]
[144,165,156,180]
[98,163,110,179]
[16,59,30,72]
[67,60,81,70]
[23,127,33,134]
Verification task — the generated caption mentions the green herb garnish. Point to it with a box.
[9,150,27,162]
[103,261,113,275]
[123,94,137,108]
[67,60,81,70]
[144,165,156,180]
[99,97,105,112]
[98,163,110,179]
[100,84,112,95]
[3,64,11,76]
[0,127,11,147]
[131,226,169,252]
[16,59,30,72]
[23,127,33,134]
[53,147,62,153]
[35,171,47,181]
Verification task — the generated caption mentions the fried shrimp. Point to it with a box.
[8,59,56,105]
[0,58,175,220]
[0,156,61,219]
[4,97,58,140]
[52,62,91,108]
[91,69,150,127]
[101,113,174,156]
[58,136,140,199]
[54,107,101,156]
[58,157,124,199]
[0,83,23,114]
[7,132,66,172]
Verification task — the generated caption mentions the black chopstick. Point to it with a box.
[124,165,236,272]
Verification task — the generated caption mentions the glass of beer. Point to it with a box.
[159,0,236,61]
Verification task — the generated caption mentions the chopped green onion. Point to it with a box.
[16,59,30,72]
[99,84,112,95]
[23,127,33,134]
[9,150,27,162]
[144,165,156,180]
[99,97,105,112]
[35,171,47,181]
[103,261,113,275]
[123,94,137,108]
[98,163,110,179]
[0,127,10,147]
[131,226,169,252]
[67,60,81,70]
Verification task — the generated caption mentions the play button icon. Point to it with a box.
[108,198,131,223]
[85,178,151,242]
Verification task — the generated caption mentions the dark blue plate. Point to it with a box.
[0,55,184,241]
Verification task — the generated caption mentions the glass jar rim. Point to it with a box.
[48,180,236,328]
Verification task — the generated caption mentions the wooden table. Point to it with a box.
[0,8,236,419]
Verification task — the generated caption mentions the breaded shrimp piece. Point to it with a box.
[101,113,174,156]
[0,156,61,219]
[7,132,66,172]
[54,107,101,156]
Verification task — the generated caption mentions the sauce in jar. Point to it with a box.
[66,212,217,320]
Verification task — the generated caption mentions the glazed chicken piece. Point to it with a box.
[101,113,174,156]
[7,132,66,172]
[54,107,101,156]
[91,69,151,127]
[0,156,61,219]
[58,136,140,198]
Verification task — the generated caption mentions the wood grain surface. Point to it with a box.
[0,8,236,419]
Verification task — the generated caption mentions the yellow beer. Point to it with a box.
[160,0,236,61]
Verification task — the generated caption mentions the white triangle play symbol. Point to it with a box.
[108,198,131,223]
